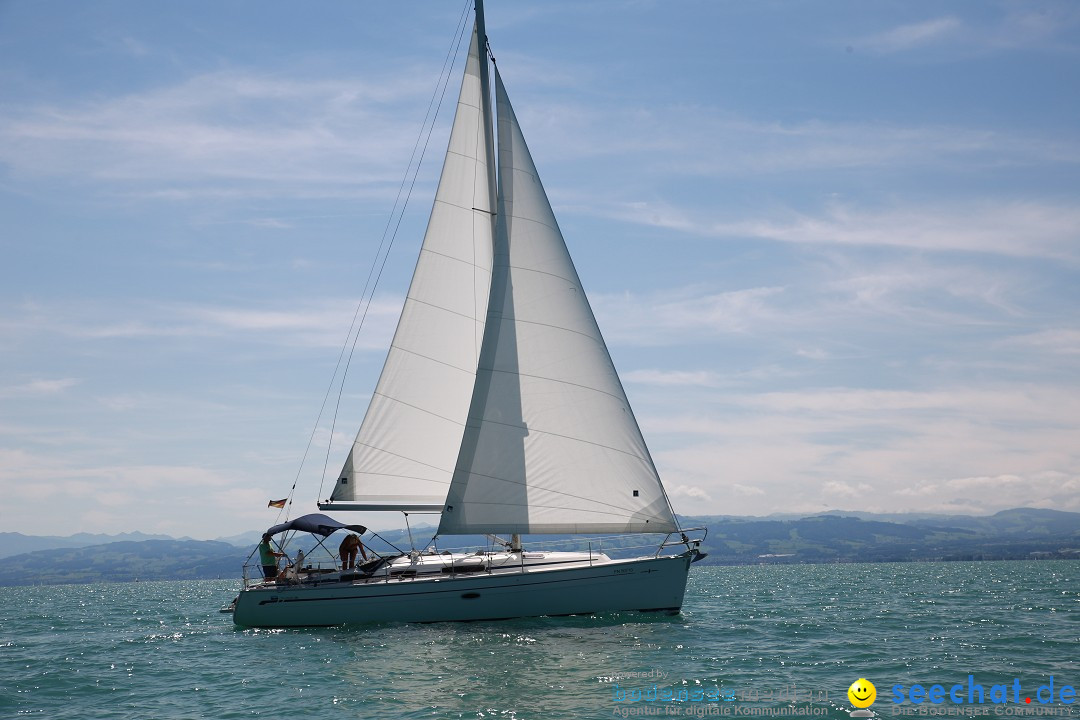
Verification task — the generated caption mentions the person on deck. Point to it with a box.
[338,533,367,571]
[258,534,285,580]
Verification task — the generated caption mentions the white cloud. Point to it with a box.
[859,17,963,54]
[248,217,294,229]
[0,378,81,397]
[3,296,403,349]
[1003,329,1080,355]
[591,285,785,345]
[598,200,1080,261]
[667,484,712,502]
[544,105,1080,186]
[745,203,1080,260]
[589,251,1040,358]
[851,8,1080,56]
[796,347,830,361]
[822,480,873,498]
[993,6,1080,50]
[0,70,438,198]
[894,472,1080,514]
[647,384,1080,517]
[730,483,766,498]
[118,36,150,57]
[625,366,800,392]
[0,447,320,538]
[623,370,724,388]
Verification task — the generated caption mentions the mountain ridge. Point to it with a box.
[1,507,1076,586]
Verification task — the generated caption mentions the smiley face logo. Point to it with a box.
[848,678,876,708]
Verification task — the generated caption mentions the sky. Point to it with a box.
[2,0,1079,540]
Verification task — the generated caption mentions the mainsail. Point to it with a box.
[437,69,677,535]
[326,26,496,511]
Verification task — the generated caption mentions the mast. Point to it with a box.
[474,0,498,222]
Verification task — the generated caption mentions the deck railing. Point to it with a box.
[241,526,707,589]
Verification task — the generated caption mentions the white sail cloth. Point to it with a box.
[328,25,677,534]
[436,69,677,535]
[328,25,495,511]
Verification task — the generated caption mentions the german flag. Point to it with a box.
[267,498,287,509]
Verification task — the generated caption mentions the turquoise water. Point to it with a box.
[1,562,1077,719]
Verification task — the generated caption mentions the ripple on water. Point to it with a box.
[0,563,1076,718]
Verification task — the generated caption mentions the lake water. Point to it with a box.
[2,561,1077,719]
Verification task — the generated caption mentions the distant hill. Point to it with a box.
[0,529,273,560]
[683,508,1080,564]
[0,540,246,586]
[0,508,1076,586]
[0,531,178,559]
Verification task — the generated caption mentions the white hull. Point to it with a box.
[233,551,693,628]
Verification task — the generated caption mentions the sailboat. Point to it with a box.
[231,0,704,628]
